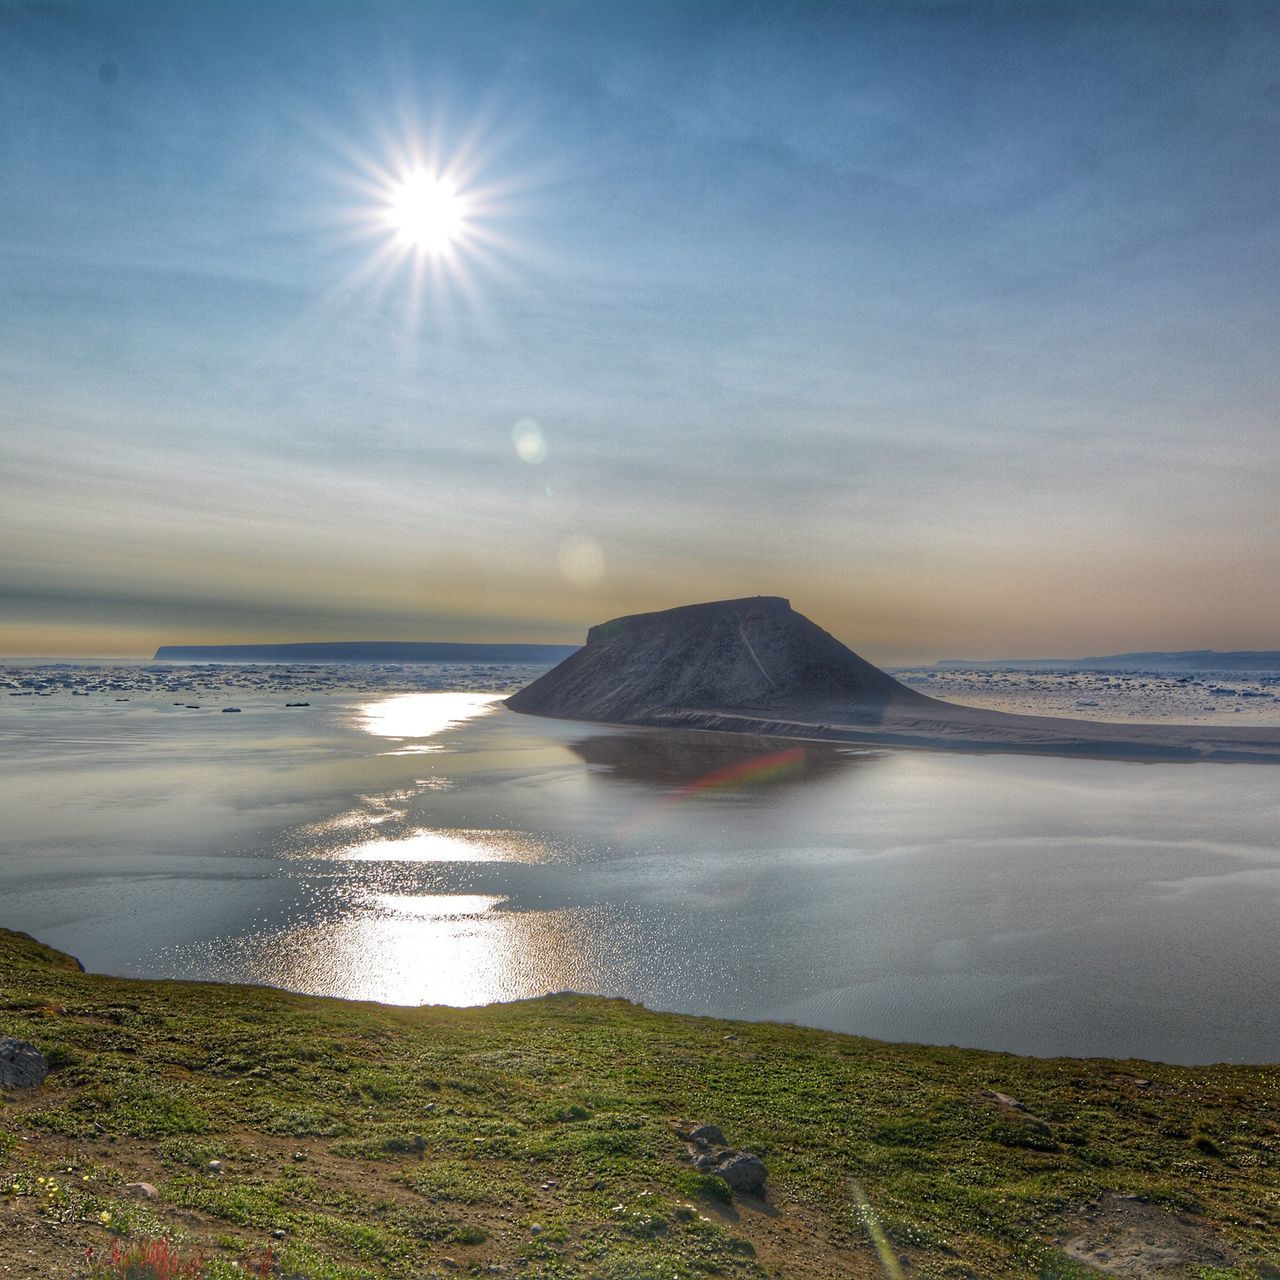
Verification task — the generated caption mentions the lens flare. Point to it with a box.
[849,1180,906,1279]
[617,748,805,837]
[558,535,605,589]
[512,418,547,464]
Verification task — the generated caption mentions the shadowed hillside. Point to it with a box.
[508,597,1280,762]
[507,596,932,723]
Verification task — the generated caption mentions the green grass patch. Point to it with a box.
[0,927,1276,1279]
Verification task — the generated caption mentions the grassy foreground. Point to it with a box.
[1,928,1277,1280]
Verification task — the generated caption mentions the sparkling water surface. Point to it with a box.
[2,678,1277,1064]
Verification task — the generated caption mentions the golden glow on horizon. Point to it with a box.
[10,553,1280,666]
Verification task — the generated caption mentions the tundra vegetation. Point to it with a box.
[0,928,1276,1279]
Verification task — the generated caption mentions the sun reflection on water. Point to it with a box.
[354,692,502,741]
[222,892,605,1006]
[367,892,505,916]
[340,828,549,863]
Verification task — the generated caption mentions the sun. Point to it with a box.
[323,122,527,323]
[386,170,465,254]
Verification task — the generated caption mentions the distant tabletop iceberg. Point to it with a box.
[153,641,579,665]
[934,649,1280,671]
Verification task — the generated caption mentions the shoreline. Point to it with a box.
[16,929,1280,1072]
[9,924,1279,1070]
[514,701,1280,763]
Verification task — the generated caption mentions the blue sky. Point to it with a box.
[2,0,1278,659]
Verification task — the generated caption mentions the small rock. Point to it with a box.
[692,1151,718,1172]
[207,1160,223,1174]
[271,1229,287,1240]
[689,1124,726,1147]
[978,1089,1028,1113]
[713,1151,767,1195]
[975,1088,1052,1129]
[530,1224,542,1235]
[441,1260,458,1272]
[0,1039,48,1090]
[125,1182,159,1201]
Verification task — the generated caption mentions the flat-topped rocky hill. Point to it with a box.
[506,596,932,722]
[508,597,1280,762]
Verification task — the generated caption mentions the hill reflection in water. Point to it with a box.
[567,728,875,793]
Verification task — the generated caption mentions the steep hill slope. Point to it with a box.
[506,596,931,722]
[507,597,1280,762]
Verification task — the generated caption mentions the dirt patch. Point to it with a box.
[1061,1192,1236,1276]
[2,1110,887,1280]
[695,1191,884,1279]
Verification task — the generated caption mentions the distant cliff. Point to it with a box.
[506,596,931,723]
[934,649,1280,672]
[154,641,578,665]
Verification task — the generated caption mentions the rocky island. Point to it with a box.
[508,596,1280,762]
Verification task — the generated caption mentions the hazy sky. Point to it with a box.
[3,0,1278,661]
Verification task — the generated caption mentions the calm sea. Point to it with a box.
[2,678,1277,1064]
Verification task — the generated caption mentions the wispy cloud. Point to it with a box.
[2,0,1278,657]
